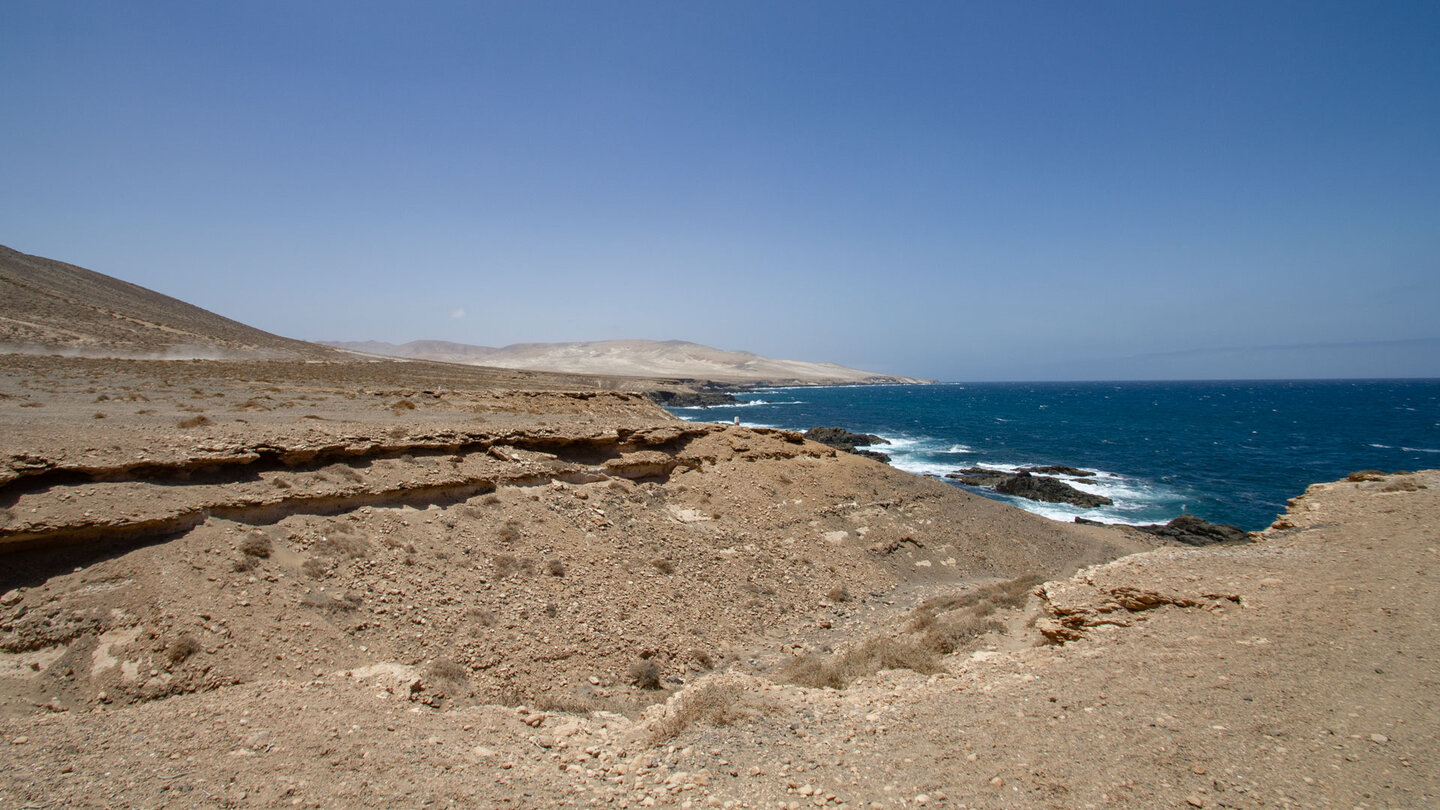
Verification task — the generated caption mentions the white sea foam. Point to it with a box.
[940,444,974,454]
[888,457,964,478]
[1402,446,1440,453]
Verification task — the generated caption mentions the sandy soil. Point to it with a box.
[2,353,1434,809]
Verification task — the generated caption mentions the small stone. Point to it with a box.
[0,589,21,607]
[10,736,28,745]
[589,676,601,685]
[798,785,814,796]
[989,777,1004,787]
[915,794,930,805]
[1370,733,1389,744]
[1186,797,1205,808]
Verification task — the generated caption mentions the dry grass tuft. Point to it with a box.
[313,531,369,559]
[166,635,201,664]
[427,658,468,684]
[237,533,272,558]
[177,415,211,428]
[628,660,663,690]
[649,558,674,575]
[497,520,522,545]
[544,559,566,577]
[826,585,852,603]
[780,636,941,690]
[493,554,533,579]
[644,673,753,742]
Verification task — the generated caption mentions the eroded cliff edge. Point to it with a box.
[2,353,1434,808]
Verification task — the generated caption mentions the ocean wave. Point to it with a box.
[670,399,803,410]
[1402,446,1440,453]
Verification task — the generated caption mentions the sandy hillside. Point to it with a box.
[0,245,335,360]
[325,339,930,386]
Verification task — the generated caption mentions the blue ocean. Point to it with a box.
[666,380,1440,531]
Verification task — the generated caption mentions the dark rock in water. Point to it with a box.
[1132,514,1253,546]
[804,427,890,449]
[804,427,891,463]
[1073,516,1105,526]
[1020,465,1096,477]
[647,390,740,408]
[993,472,1114,508]
[945,465,1110,507]
[945,468,1009,487]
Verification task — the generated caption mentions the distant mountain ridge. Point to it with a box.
[323,338,929,385]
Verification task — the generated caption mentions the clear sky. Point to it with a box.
[3,1,1438,381]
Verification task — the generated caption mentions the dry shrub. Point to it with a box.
[177,415,211,428]
[650,558,674,575]
[427,658,468,684]
[493,554,533,578]
[917,615,1005,656]
[313,532,369,559]
[166,635,201,664]
[644,673,753,742]
[544,559,566,577]
[481,493,501,505]
[390,399,416,411]
[826,585,851,603]
[628,660,663,690]
[780,636,940,690]
[272,477,293,489]
[92,412,106,419]
[1347,470,1387,482]
[466,607,495,627]
[237,533,272,558]
[497,520,522,545]
[913,573,1042,616]
[301,558,328,579]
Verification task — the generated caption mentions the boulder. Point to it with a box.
[1020,465,1096,477]
[1132,514,1253,546]
[803,427,891,463]
[646,390,740,408]
[993,472,1113,508]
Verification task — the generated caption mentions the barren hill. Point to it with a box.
[325,338,929,385]
[0,244,332,360]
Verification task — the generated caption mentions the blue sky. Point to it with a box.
[3,1,1438,380]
